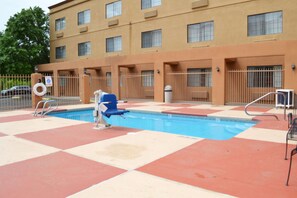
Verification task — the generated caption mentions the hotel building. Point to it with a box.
[38,0,297,105]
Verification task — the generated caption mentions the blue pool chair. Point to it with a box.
[100,94,129,118]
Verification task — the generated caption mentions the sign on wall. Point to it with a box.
[45,76,53,87]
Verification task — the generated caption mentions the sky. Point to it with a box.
[0,0,63,32]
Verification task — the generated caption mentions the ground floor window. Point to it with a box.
[106,72,112,87]
[141,70,154,87]
[187,68,212,87]
[247,65,282,88]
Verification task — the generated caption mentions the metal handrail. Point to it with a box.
[244,92,286,120]
[33,100,58,117]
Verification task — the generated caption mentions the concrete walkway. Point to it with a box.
[0,102,296,198]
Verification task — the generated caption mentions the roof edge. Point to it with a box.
[48,0,74,9]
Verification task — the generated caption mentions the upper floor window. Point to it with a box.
[55,17,65,31]
[188,21,214,43]
[106,36,122,52]
[55,46,66,59]
[106,1,122,18]
[141,0,161,10]
[78,41,91,56]
[78,9,91,25]
[141,70,154,87]
[247,66,282,88]
[141,29,162,48]
[248,11,282,36]
[187,68,212,87]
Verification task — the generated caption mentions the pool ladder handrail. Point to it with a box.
[33,100,58,117]
[244,92,287,120]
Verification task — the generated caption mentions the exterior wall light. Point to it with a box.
[157,69,160,74]
[292,64,296,70]
[216,66,220,72]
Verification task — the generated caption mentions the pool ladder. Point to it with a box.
[33,100,58,117]
[244,92,287,120]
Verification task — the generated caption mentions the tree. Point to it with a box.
[0,7,49,75]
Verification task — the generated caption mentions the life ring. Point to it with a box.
[33,83,47,96]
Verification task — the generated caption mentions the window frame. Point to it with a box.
[141,29,162,48]
[141,70,154,87]
[78,9,91,25]
[55,46,66,59]
[187,21,214,43]
[187,68,212,87]
[106,72,112,87]
[141,0,161,10]
[247,65,282,88]
[55,17,66,31]
[106,0,122,18]
[78,41,91,56]
[247,11,283,36]
[106,36,122,52]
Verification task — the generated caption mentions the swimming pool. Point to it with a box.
[49,109,256,140]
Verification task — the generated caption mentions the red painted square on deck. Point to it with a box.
[0,114,35,123]
[138,138,297,197]
[0,152,126,198]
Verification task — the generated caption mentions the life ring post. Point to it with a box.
[31,73,44,109]
[33,83,47,97]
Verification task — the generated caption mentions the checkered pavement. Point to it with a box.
[0,103,296,197]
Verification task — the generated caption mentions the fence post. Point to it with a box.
[212,58,226,105]
[111,65,120,98]
[154,61,165,102]
[31,73,43,109]
[81,74,90,104]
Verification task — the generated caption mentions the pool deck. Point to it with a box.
[0,102,296,198]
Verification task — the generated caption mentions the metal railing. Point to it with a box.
[41,74,81,106]
[165,72,212,103]
[33,100,58,117]
[120,74,155,100]
[0,75,32,111]
[226,69,284,105]
[244,92,287,120]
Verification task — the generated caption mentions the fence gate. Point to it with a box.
[42,74,81,106]
[226,69,284,105]
[120,74,154,100]
[165,72,212,103]
[0,75,32,112]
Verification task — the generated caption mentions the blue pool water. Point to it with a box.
[49,109,256,140]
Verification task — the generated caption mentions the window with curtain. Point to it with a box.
[55,17,65,31]
[78,42,91,56]
[141,70,154,87]
[106,36,122,52]
[141,0,161,9]
[248,11,282,36]
[141,29,162,48]
[78,9,91,25]
[55,46,66,59]
[188,21,214,43]
[106,72,112,87]
[187,68,212,87]
[106,1,122,18]
[247,66,282,88]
